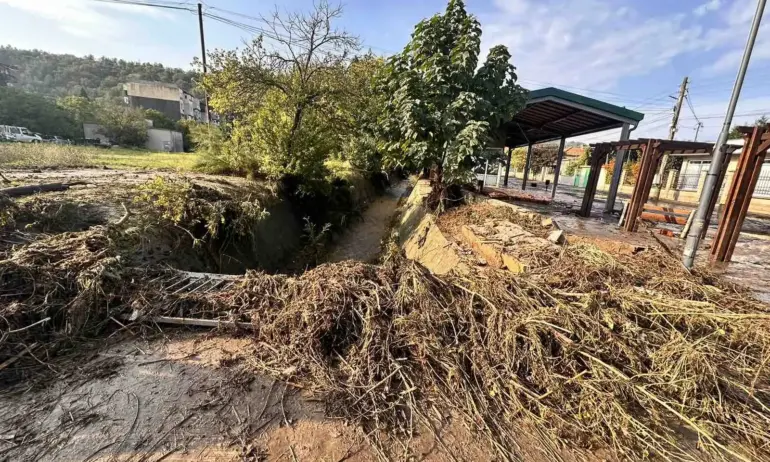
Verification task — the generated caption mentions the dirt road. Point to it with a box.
[325,180,410,263]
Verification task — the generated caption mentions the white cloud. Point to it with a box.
[571,95,770,144]
[479,0,708,90]
[701,0,770,74]
[694,0,721,17]
[0,0,175,39]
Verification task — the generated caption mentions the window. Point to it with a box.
[10,127,20,135]
[677,160,710,191]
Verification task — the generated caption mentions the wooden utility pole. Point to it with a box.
[198,3,210,124]
[653,76,688,199]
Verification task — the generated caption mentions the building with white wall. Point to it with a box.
[123,81,204,122]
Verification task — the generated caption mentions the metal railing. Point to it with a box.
[754,171,770,197]
[677,173,701,191]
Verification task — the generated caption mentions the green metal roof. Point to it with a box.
[501,87,646,148]
[527,87,645,123]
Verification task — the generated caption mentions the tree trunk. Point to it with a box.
[286,102,305,159]
[426,164,445,211]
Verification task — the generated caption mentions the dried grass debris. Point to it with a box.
[2,224,770,460]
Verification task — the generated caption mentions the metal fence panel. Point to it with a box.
[677,173,700,191]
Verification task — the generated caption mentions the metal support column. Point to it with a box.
[503,147,512,187]
[683,0,766,268]
[551,137,567,200]
[699,154,733,239]
[522,143,533,191]
[605,123,631,214]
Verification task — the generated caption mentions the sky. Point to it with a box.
[0,0,768,143]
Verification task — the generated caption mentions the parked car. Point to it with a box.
[0,125,43,143]
[45,135,71,145]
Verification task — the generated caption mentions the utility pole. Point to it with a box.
[653,76,688,199]
[694,121,704,141]
[683,0,766,269]
[198,2,210,124]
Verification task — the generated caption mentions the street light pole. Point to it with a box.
[682,0,766,269]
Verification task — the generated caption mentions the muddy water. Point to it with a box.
[325,180,410,263]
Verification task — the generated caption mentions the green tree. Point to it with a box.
[0,86,78,137]
[728,115,768,139]
[57,95,95,127]
[144,109,175,130]
[0,46,201,99]
[94,101,148,147]
[564,147,590,176]
[509,143,560,173]
[376,0,526,198]
[201,1,360,179]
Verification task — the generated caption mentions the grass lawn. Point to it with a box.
[0,143,200,171]
[91,150,200,170]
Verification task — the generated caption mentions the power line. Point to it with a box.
[203,4,399,55]
[93,0,195,11]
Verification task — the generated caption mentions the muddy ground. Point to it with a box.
[0,332,587,462]
[3,171,769,461]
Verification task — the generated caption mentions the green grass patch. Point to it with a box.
[91,150,199,170]
[0,143,200,171]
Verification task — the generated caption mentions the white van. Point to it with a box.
[0,125,43,143]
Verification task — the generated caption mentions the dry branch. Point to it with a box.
[0,181,88,197]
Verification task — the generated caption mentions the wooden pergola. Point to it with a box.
[711,125,770,262]
[583,139,741,232]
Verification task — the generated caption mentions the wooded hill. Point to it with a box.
[0,46,199,99]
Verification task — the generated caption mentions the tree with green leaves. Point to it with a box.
[0,86,78,137]
[144,109,175,130]
[201,1,361,179]
[728,115,768,139]
[510,143,561,174]
[57,95,95,127]
[376,0,526,199]
[0,46,200,99]
[94,101,148,147]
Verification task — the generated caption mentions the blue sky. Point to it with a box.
[0,0,768,143]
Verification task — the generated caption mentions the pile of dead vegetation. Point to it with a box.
[3,227,770,460]
[437,201,552,239]
[0,227,163,383]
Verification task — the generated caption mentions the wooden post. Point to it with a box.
[522,143,533,191]
[711,126,768,262]
[605,122,631,213]
[624,140,661,232]
[579,146,607,217]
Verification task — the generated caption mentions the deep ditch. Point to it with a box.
[3,177,770,462]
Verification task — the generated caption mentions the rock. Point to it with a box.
[548,230,566,245]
